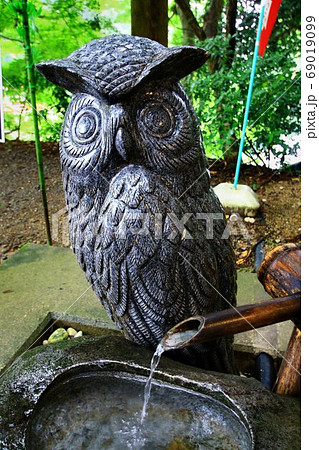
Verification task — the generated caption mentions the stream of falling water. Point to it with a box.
[140,329,198,424]
[141,341,165,423]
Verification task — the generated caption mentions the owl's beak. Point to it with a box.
[109,104,131,163]
[114,127,130,162]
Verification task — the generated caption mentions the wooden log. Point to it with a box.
[257,243,301,396]
[273,326,301,396]
[257,243,301,297]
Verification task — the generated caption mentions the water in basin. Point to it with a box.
[26,371,252,450]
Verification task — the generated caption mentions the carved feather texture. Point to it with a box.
[48,35,238,373]
[36,35,210,101]
[92,166,236,357]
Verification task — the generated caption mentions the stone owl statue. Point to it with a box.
[37,34,237,373]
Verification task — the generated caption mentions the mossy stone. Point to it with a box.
[48,328,68,344]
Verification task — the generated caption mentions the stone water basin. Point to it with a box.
[0,335,300,449]
[27,371,251,449]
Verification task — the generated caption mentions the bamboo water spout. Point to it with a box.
[162,243,301,397]
[161,293,300,350]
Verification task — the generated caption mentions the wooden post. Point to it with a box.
[273,326,301,396]
[258,243,301,396]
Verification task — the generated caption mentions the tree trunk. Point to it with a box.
[131,0,168,46]
[203,0,224,38]
[175,0,206,42]
[202,0,224,74]
[176,0,195,45]
[225,0,237,67]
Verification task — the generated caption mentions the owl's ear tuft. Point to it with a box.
[36,36,211,100]
[36,59,99,96]
[140,46,210,84]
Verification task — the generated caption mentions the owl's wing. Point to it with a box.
[94,165,231,347]
[195,188,237,310]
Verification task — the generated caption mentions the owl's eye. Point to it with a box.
[141,104,173,137]
[136,83,196,172]
[137,88,192,150]
[62,95,104,162]
[72,108,101,145]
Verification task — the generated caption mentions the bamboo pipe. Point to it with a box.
[162,293,300,350]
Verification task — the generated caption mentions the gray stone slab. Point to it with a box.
[0,244,115,373]
[0,334,300,449]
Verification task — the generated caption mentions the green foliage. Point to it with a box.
[7,0,41,38]
[1,0,300,165]
[1,0,119,140]
[184,35,241,159]
[180,0,301,164]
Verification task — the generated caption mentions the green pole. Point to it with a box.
[21,0,52,245]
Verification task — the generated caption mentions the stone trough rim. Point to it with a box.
[0,334,301,449]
